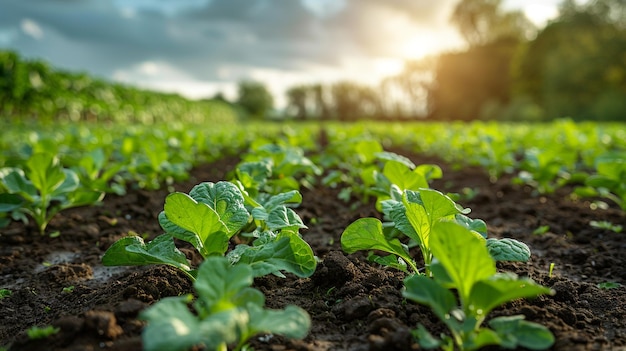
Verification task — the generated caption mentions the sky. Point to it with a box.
[0,0,563,107]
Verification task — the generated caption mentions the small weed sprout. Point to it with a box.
[0,289,11,299]
[533,225,550,236]
[27,325,60,340]
[590,220,622,233]
[597,282,622,289]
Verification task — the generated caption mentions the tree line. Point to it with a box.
[1,0,624,122]
[237,0,626,122]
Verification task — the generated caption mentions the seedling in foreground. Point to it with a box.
[403,222,554,351]
[141,256,310,351]
[549,263,556,278]
[342,188,530,276]
[103,181,316,280]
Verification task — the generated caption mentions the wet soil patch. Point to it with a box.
[1,152,624,350]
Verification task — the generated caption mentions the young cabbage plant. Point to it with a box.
[403,221,554,351]
[575,152,626,210]
[69,148,126,195]
[341,188,530,276]
[102,181,317,280]
[235,143,321,195]
[0,153,104,234]
[141,256,311,351]
[368,155,442,211]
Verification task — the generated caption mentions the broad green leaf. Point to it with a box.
[455,214,488,238]
[247,303,311,339]
[468,273,553,318]
[414,164,443,182]
[260,190,302,211]
[230,232,317,278]
[268,177,301,192]
[486,238,531,262]
[383,199,419,244]
[101,234,192,274]
[354,139,383,163]
[595,152,626,180]
[403,189,463,249]
[376,151,416,169]
[142,296,247,351]
[489,315,555,350]
[236,161,272,187]
[463,328,502,350]
[0,193,24,212]
[51,169,80,197]
[188,181,250,236]
[384,161,428,191]
[403,274,457,322]
[141,295,203,351]
[0,168,37,199]
[163,192,230,257]
[158,211,204,253]
[64,190,105,209]
[430,221,496,305]
[274,147,321,177]
[194,256,255,313]
[26,153,65,196]
[341,218,415,270]
[586,175,619,190]
[266,206,307,231]
[413,324,443,349]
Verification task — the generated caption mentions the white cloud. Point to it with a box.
[20,18,44,40]
[0,0,560,105]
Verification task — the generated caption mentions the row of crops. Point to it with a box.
[1,119,625,350]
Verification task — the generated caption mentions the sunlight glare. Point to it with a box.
[374,58,404,77]
[402,35,437,60]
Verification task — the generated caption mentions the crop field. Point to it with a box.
[0,119,625,351]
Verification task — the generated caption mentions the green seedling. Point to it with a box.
[0,152,104,234]
[575,152,626,210]
[103,181,316,280]
[549,263,555,278]
[589,220,622,233]
[141,256,310,351]
[597,282,622,289]
[235,143,321,196]
[62,286,75,294]
[533,225,550,236]
[403,221,554,351]
[70,148,126,195]
[342,188,530,276]
[0,289,11,299]
[27,325,60,340]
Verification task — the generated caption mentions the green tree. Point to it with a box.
[0,51,30,115]
[236,80,274,119]
[451,0,535,47]
[285,85,309,120]
[513,0,626,120]
[381,57,436,119]
[329,82,381,121]
[429,37,520,120]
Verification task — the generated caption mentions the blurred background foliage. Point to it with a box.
[1,0,624,123]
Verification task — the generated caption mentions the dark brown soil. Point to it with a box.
[1,152,625,351]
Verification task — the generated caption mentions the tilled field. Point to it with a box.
[1,153,625,351]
